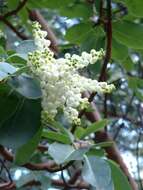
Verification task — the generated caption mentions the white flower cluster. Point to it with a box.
[28,22,115,124]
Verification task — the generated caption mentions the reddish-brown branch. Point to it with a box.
[68,169,81,185]
[0,146,13,162]
[0,145,74,173]
[0,179,89,190]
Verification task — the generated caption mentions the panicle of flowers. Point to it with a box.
[27,22,115,124]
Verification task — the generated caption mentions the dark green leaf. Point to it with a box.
[113,21,143,49]
[112,38,128,61]
[47,120,74,143]
[122,56,134,71]
[65,22,94,45]
[60,4,92,19]
[0,99,41,149]
[0,46,6,56]
[27,0,72,9]
[125,0,143,17]
[15,126,42,165]
[0,84,19,123]
[6,54,26,65]
[79,119,109,139]
[42,130,71,144]
[80,27,105,51]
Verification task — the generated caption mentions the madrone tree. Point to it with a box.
[0,0,143,190]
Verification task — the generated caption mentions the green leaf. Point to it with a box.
[128,76,138,89]
[135,89,143,101]
[75,127,85,139]
[60,4,92,19]
[122,56,134,71]
[18,7,29,24]
[87,148,105,157]
[15,126,42,165]
[80,27,105,51]
[8,74,42,99]
[0,37,6,49]
[0,46,6,56]
[125,0,143,17]
[113,21,143,49]
[94,141,114,148]
[48,142,89,164]
[16,40,36,60]
[82,156,113,189]
[27,0,47,8]
[112,38,128,61]
[128,77,143,89]
[42,130,71,144]
[0,84,19,123]
[0,99,41,150]
[79,119,109,139]
[128,77,143,100]
[7,0,18,9]
[0,62,17,81]
[47,120,74,143]
[27,0,72,9]
[65,22,94,45]
[108,160,132,190]
[6,54,26,65]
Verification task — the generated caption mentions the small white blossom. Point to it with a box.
[27,22,115,124]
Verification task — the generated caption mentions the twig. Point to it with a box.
[87,0,112,104]
[99,0,112,82]
[60,166,70,189]
[68,169,81,184]
[3,0,28,18]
